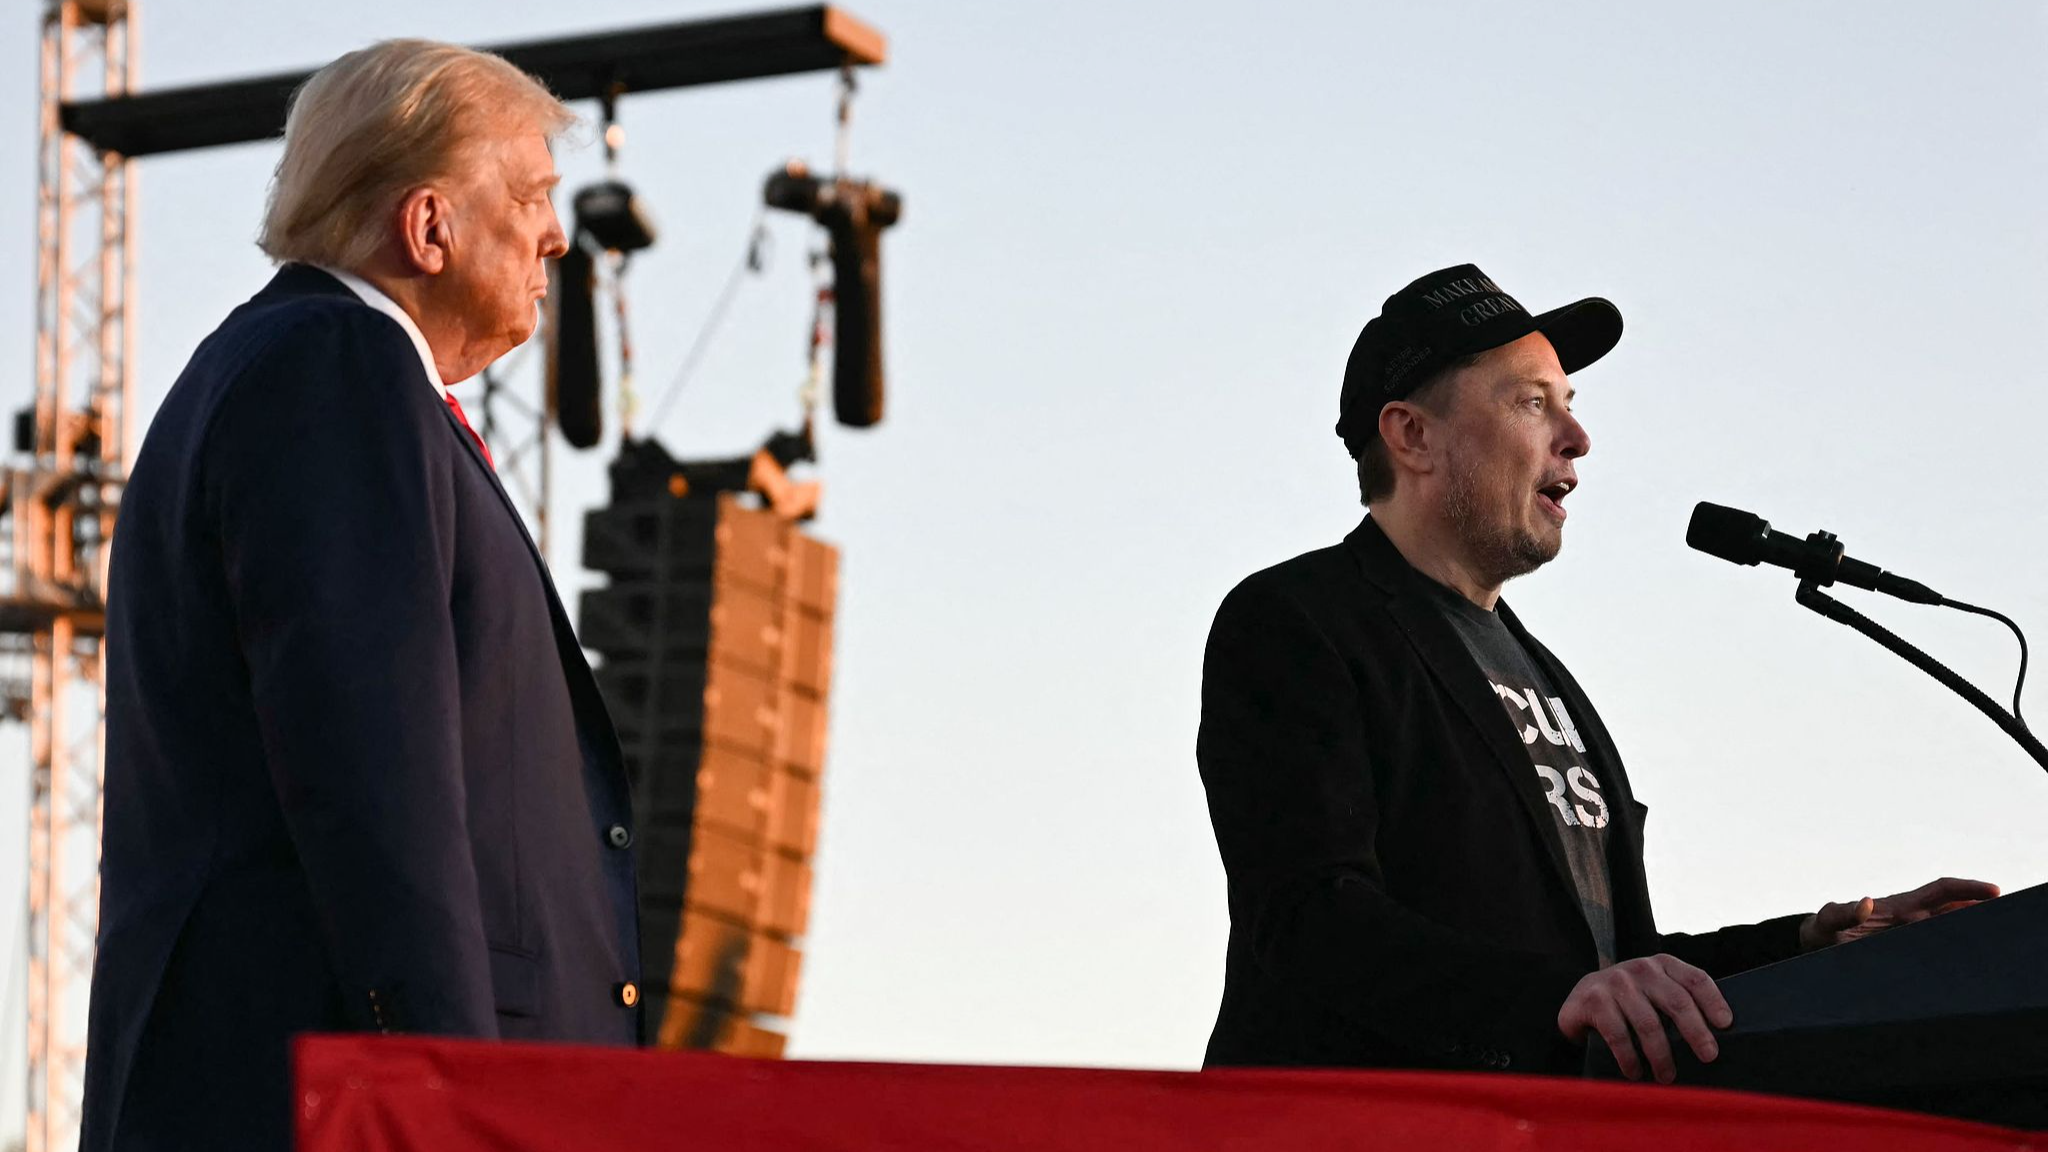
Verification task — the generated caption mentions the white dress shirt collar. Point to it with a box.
[315,265,448,401]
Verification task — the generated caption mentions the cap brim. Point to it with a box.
[1533,297,1622,376]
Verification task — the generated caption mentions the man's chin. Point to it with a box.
[501,315,540,353]
[1495,525,1562,582]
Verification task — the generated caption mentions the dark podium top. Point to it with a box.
[1588,882,2048,1128]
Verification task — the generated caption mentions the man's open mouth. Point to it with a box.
[1537,477,1576,519]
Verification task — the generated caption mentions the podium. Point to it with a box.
[1588,882,2048,1128]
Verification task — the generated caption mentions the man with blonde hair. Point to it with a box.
[82,40,639,1152]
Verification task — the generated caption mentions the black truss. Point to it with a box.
[60,4,885,158]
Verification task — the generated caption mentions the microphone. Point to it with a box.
[1686,502,1943,605]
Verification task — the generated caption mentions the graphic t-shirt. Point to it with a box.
[1417,577,1617,968]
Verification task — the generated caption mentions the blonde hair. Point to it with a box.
[258,39,575,269]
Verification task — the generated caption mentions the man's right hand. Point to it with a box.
[1557,953,1730,1083]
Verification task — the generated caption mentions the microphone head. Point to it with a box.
[1687,502,1770,566]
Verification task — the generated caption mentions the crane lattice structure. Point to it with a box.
[9,5,882,1150]
[10,3,135,1150]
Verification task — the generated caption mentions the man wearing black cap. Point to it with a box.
[1195,264,1995,1084]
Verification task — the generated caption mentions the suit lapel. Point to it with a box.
[267,263,631,788]
[1499,607,1624,785]
[1346,518,1582,909]
[1384,592,1582,905]
[1504,607,1660,954]
[437,401,629,781]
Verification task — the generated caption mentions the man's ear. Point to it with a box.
[396,187,451,275]
[1378,399,1437,479]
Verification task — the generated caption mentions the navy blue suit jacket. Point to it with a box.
[82,265,641,1152]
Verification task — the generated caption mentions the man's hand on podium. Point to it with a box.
[1797,876,2001,952]
[1557,954,1729,1085]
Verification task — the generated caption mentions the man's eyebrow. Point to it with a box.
[1503,374,1571,398]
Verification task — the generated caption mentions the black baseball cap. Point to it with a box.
[1336,263,1622,455]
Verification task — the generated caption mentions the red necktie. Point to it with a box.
[443,392,494,470]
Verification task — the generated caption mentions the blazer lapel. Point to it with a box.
[1346,518,1583,910]
[437,401,630,783]
[275,257,633,791]
[1504,607,1661,954]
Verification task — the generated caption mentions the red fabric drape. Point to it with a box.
[294,1035,2032,1152]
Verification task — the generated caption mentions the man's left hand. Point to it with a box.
[1799,877,2000,952]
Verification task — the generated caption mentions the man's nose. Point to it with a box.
[539,205,569,260]
[1560,410,1592,459]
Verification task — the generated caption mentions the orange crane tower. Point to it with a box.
[9,4,135,1150]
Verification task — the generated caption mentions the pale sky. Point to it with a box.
[4,0,2048,1138]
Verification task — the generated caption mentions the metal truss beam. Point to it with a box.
[58,5,885,158]
[19,4,133,1149]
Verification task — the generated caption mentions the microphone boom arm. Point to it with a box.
[1794,578,2048,775]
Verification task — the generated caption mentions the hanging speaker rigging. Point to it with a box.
[763,161,903,429]
[549,236,603,450]
[575,179,660,255]
[548,174,659,449]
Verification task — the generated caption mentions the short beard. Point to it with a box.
[1442,446,1560,587]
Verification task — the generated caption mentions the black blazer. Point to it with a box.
[1197,515,1802,1075]
[83,266,641,1152]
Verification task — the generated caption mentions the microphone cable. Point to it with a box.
[1941,597,2032,732]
